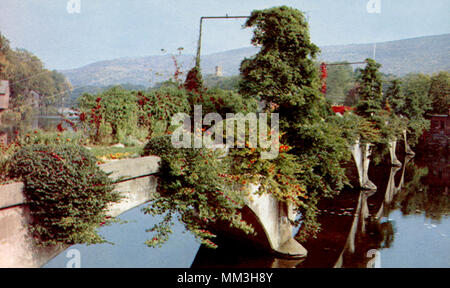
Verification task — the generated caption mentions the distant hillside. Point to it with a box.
[61,34,450,88]
[318,34,450,76]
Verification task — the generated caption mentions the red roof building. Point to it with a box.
[332,105,354,115]
[0,80,10,110]
[0,80,10,126]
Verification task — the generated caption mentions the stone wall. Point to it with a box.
[0,156,160,268]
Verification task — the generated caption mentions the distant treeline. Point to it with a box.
[69,68,448,118]
[68,75,241,108]
[0,32,71,114]
[321,62,448,115]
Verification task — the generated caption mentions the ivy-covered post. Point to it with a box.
[195,17,203,69]
[238,6,350,240]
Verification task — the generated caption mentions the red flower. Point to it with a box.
[56,123,65,133]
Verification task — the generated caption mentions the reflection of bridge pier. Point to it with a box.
[333,156,410,268]
[374,156,412,220]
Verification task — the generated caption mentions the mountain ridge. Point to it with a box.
[61,33,450,88]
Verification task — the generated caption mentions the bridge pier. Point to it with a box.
[389,140,402,167]
[403,130,416,156]
[349,140,377,190]
[243,184,307,258]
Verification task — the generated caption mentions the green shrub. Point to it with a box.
[78,86,139,144]
[142,136,253,249]
[8,144,121,245]
[137,87,191,137]
[189,88,258,117]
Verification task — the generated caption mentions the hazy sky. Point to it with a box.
[1,0,449,70]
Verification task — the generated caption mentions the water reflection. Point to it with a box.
[39,144,448,268]
[394,156,449,221]
[191,148,449,268]
[44,205,200,268]
[0,115,66,145]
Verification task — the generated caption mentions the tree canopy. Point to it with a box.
[428,71,449,115]
[0,32,71,113]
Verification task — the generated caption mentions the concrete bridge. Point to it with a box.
[0,132,415,267]
[0,154,307,267]
[0,156,160,268]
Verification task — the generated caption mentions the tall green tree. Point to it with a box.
[0,33,71,113]
[384,79,404,114]
[428,71,449,115]
[238,6,350,239]
[239,6,325,120]
[355,59,383,118]
[0,33,10,79]
[400,73,432,143]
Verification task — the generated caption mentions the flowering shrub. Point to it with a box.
[96,152,131,163]
[0,140,19,183]
[184,66,203,93]
[189,88,258,117]
[8,144,121,245]
[142,136,254,249]
[320,62,328,94]
[137,87,190,136]
[78,86,139,143]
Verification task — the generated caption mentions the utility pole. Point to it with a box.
[195,15,250,69]
[373,43,377,61]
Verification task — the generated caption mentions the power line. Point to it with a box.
[325,61,366,66]
[10,70,53,85]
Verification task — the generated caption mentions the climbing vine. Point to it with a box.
[142,136,254,248]
[8,144,121,246]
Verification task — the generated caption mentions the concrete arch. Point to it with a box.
[0,156,160,268]
[0,155,308,267]
[243,184,307,258]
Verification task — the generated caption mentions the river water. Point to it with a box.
[43,146,449,268]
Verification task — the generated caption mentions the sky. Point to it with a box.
[0,0,449,70]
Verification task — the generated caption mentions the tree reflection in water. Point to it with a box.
[394,157,449,221]
[191,145,448,268]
